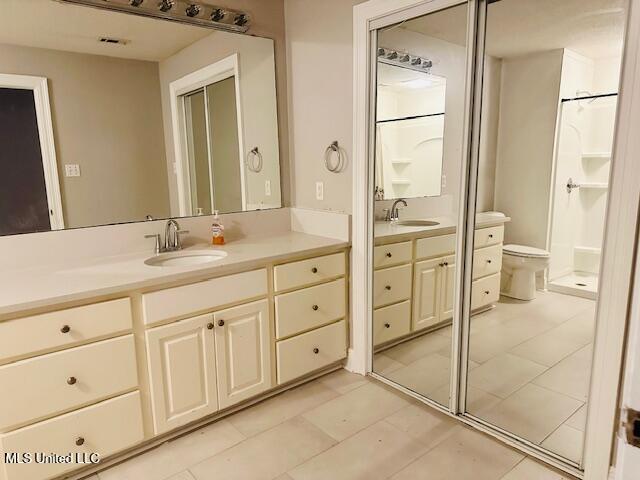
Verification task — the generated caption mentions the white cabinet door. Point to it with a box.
[440,255,456,321]
[146,314,218,435]
[413,258,442,331]
[214,300,272,409]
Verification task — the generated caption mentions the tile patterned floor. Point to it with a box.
[374,291,595,465]
[91,369,576,480]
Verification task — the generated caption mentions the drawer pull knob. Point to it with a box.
[485,290,490,295]
[385,285,391,291]
[486,259,492,264]
[489,234,494,238]
[75,437,85,446]
[67,376,77,385]
[60,325,71,334]
[444,262,449,266]
[439,263,444,267]
[311,267,318,273]
[386,252,392,258]
[207,322,214,330]
[312,304,319,311]
[384,323,391,328]
[218,320,225,327]
[313,348,320,354]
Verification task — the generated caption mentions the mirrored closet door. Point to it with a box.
[371,1,470,408]
[368,0,628,473]
[464,0,625,468]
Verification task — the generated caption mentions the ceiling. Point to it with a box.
[0,0,217,61]
[400,0,626,59]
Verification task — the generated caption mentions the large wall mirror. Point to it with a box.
[0,0,282,237]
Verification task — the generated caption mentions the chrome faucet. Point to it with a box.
[144,219,189,254]
[390,198,408,221]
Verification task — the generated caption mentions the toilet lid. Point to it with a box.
[503,244,550,258]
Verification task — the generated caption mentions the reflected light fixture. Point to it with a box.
[54,0,251,33]
[378,47,433,74]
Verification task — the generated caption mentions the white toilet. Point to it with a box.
[500,244,550,301]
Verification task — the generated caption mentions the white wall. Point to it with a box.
[493,49,564,248]
[284,0,363,214]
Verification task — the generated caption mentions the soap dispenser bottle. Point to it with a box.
[211,210,225,245]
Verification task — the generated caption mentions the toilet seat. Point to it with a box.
[503,244,550,258]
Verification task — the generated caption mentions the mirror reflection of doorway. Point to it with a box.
[182,76,243,216]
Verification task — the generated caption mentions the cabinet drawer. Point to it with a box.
[471,273,501,311]
[274,253,345,292]
[275,279,345,339]
[276,320,346,384]
[0,298,132,364]
[0,392,143,480]
[416,234,456,260]
[374,241,412,269]
[472,244,503,280]
[374,264,412,308]
[142,269,267,325]
[373,301,411,346]
[475,226,504,249]
[0,335,137,432]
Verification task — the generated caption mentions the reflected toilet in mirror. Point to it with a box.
[465,0,625,466]
[371,2,471,407]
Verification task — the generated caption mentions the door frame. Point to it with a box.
[0,74,64,230]
[351,0,640,478]
[169,54,247,216]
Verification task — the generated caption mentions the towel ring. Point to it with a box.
[325,141,345,173]
[246,147,263,173]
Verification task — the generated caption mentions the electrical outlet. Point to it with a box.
[64,164,81,177]
[441,174,447,188]
[316,181,324,201]
[265,180,271,196]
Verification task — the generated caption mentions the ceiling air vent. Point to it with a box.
[99,37,130,45]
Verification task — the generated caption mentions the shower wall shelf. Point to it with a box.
[391,179,411,185]
[580,182,608,189]
[575,246,602,255]
[391,159,412,165]
[582,152,611,160]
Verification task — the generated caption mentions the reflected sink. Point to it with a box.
[395,220,440,227]
[145,250,227,267]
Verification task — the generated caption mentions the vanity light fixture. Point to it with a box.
[378,47,433,74]
[158,0,174,12]
[54,0,251,33]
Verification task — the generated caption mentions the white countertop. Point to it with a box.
[0,231,348,317]
[374,212,511,244]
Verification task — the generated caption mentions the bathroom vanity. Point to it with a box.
[372,213,509,348]
[0,231,349,480]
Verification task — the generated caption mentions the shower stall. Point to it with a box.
[548,92,618,299]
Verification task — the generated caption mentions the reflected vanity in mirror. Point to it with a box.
[0,0,282,236]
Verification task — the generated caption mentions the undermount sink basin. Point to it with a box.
[395,220,440,227]
[145,249,227,267]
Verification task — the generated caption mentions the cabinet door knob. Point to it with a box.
[67,376,77,385]
[385,285,391,291]
[384,323,390,329]
[60,325,71,334]
[444,262,449,266]
[485,290,490,295]
[489,234,494,238]
[439,263,444,267]
[75,437,85,446]
[312,304,319,311]
[207,322,214,330]
[311,267,318,273]
[386,252,392,258]
[313,348,319,354]
[218,320,225,327]
[487,259,492,264]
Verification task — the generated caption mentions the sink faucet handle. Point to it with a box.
[175,230,190,250]
[144,234,162,254]
[383,209,391,222]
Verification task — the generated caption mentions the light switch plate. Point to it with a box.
[65,164,81,177]
[316,181,324,201]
